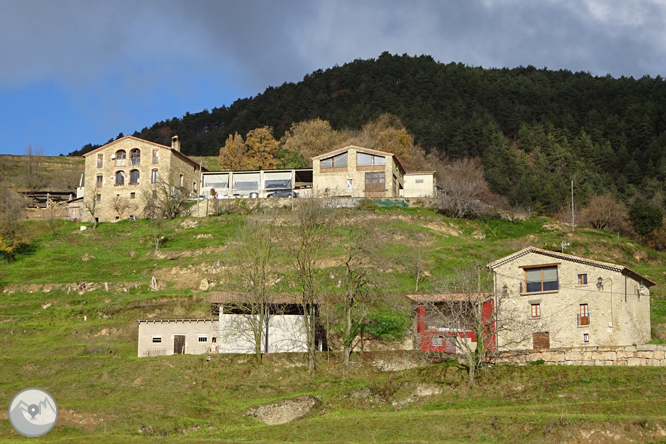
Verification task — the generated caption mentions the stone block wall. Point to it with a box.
[490,344,666,366]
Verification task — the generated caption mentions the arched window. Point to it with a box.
[129,169,140,184]
[130,148,141,166]
[115,171,125,185]
[115,150,126,167]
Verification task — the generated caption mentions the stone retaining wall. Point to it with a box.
[490,344,666,366]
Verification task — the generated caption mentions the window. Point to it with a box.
[179,174,184,187]
[347,179,352,189]
[96,194,101,202]
[130,192,135,199]
[130,148,141,165]
[578,274,588,285]
[115,171,125,185]
[152,190,157,199]
[365,172,385,191]
[432,336,443,346]
[415,179,424,184]
[357,152,386,166]
[151,169,158,183]
[152,336,162,343]
[321,152,348,168]
[583,333,589,343]
[96,174,103,187]
[96,153,103,168]
[115,150,126,167]
[531,303,541,318]
[152,149,159,164]
[198,336,208,342]
[524,266,558,293]
[579,304,589,326]
[193,181,197,192]
[129,169,140,184]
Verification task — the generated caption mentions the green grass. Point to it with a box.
[2,209,666,442]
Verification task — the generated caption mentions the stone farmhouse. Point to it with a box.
[79,135,206,222]
[487,246,655,350]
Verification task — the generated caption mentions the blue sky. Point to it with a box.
[2,0,666,156]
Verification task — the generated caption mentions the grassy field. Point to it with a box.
[2,205,666,442]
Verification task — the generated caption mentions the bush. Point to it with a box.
[630,201,663,237]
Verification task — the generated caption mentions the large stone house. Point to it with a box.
[80,135,205,222]
[487,247,655,350]
[312,146,405,198]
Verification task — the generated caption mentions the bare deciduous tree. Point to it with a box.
[84,196,98,230]
[20,145,47,192]
[579,193,629,231]
[143,179,190,220]
[437,158,490,218]
[112,195,131,220]
[292,199,332,372]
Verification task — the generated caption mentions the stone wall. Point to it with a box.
[490,344,666,366]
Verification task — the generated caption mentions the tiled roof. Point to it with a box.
[210,292,320,304]
[486,246,656,287]
[406,293,492,303]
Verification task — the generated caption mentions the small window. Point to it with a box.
[115,150,126,167]
[96,174,103,187]
[151,169,158,183]
[583,333,589,343]
[152,149,159,164]
[198,336,208,342]
[152,190,157,198]
[432,336,443,346]
[347,179,352,189]
[193,181,197,192]
[531,303,541,318]
[152,336,162,343]
[179,174,184,187]
[97,153,103,168]
[130,192,135,199]
[96,194,101,202]
[578,274,587,285]
[415,179,424,184]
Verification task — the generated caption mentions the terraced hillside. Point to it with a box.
[1,206,666,443]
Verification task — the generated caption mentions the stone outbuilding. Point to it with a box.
[137,318,218,357]
[487,246,655,351]
[81,135,206,222]
[312,146,405,198]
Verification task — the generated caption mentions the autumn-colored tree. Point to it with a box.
[281,119,339,164]
[219,133,249,171]
[578,193,629,231]
[0,185,29,261]
[245,127,279,170]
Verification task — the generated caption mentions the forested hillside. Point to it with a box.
[68,52,666,217]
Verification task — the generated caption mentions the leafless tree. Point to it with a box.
[84,196,98,230]
[334,227,380,369]
[20,145,47,191]
[112,195,131,220]
[142,178,190,220]
[292,198,333,372]
[579,193,629,231]
[46,197,59,236]
[420,268,549,387]
[437,158,490,218]
[224,221,282,364]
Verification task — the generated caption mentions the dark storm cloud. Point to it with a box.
[0,0,664,92]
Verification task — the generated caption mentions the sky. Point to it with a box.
[1,0,666,156]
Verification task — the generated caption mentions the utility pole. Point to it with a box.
[571,180,575,232]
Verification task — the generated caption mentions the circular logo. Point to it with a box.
[8,388,58,437]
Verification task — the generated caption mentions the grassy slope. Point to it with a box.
[0,155,85,190]
[1,206,666,443]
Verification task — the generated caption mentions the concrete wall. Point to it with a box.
[83,137,201,222]
[137,319,218,357]
[493,252,651,350]
[491,344,666,367]
[217,314,308,354]
[313,147,403,198]
[402,173,435,198]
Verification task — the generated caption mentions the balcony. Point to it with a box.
[577,314,590,326]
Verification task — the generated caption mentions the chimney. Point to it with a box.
[171,135,181,152]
